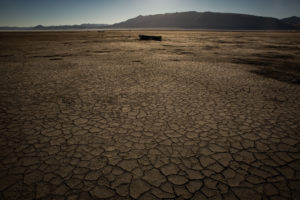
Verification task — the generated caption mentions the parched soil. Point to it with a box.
[0,30,299,199]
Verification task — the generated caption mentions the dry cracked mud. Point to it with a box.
[0,31,300,199]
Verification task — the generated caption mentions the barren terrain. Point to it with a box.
[0,31,300,199]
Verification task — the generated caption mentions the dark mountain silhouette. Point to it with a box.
[111,11,295,30]
[0,26,31,30]
[282,16,300,28]
[31,24,108,30]
[0,24,108,30]
[0,12,299,30]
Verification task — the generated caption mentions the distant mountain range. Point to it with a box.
[282,16,300,28]
[1,12,300,30]
[0,24,108,30]
[111,12,299,30]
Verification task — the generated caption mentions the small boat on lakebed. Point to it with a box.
[139,35,162,41]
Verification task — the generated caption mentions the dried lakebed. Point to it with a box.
[0,31,299,199]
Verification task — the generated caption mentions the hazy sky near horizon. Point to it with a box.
[0,0,299,26]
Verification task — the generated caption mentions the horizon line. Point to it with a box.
[0,11,299,28]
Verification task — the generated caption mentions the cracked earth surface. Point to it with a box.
[0,31,300,199]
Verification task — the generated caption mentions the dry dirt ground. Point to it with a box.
[0,31,299,200]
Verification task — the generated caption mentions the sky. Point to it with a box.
[0,0,299,27]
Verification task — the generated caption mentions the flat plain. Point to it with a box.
[0,30,299,199]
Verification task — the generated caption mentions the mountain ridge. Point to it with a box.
[282,16,300,27]
[1,11,299,30]
[111,11,297,30]
[0,23,108,30]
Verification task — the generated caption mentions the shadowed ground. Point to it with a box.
[0,31,299,199]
